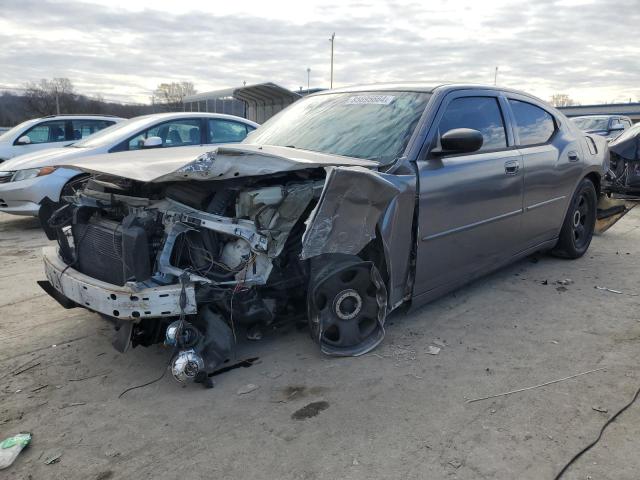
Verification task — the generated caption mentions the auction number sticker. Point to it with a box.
[345,95,395,105]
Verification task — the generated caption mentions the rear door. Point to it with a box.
[207,118,253,144]
[69,119,115,141]
[413,90,524,298]
[506,95,583,249]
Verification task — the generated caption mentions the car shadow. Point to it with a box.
[0,214,41,232]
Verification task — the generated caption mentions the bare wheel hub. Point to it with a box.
[333,289,362,320]
[573,209,581,228]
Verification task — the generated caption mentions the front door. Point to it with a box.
[413,92,524,299]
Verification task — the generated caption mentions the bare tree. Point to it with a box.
[24,78,75,115]
[549,94,579,107]
[152,82,197,111]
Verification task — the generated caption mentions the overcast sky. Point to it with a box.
[1,0,638,105]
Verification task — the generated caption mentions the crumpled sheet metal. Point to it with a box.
[300,166,401,259]
[165,149,328,182]
[609,129,640,161]
[61,144,378,184]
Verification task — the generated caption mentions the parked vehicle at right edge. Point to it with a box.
[0,112,258,225]
[572,115,632,140]
[38,83,607,387]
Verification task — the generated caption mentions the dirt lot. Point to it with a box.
[1,209,640,480]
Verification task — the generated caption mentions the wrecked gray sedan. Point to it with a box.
[39,83,606,386]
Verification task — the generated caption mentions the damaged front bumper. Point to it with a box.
[41,246,197,320]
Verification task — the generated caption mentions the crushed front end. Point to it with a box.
[38,140,420,388]
[41,169,328,383]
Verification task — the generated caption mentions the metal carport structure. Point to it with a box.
[183,83,301,124]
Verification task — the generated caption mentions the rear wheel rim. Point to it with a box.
[572,191,593,250]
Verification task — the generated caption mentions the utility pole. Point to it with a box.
[494,66,498,86]
[55,91,60,115]
[329,33,335,89]
[306,68,311,94]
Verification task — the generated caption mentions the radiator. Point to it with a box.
[72,219,126,286]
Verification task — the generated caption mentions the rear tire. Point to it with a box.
[551,178,597,259]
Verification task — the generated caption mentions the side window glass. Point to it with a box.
[22,120,67,144]
[209,119,249,143]
[508,99,556,146]
[437,97,507,152]
[71,120,114,140]
[127,119,201,150]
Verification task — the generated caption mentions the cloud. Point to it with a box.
[0,0,638,104]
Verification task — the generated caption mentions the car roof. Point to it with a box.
[573,115,615,119]
[38,115,126,121]
[126,111,259,127]
[310,82,548,103]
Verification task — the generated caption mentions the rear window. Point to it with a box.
[209,119,250,143]
[508,100,556,146]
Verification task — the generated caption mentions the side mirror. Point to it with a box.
[142,136,163,148]
[17,135,31,145]
[436,128,483,155]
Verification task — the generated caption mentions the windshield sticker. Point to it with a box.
[345,95,395,105]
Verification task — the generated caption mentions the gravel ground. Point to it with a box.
[1,209,639,480]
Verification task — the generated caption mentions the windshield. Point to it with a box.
[70,115,155,148]
[246,91,431,164]
[572,117,609,131]
[0,119,39,142]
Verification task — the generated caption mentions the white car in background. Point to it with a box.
[0,115,123,163]
[0,112,259,224]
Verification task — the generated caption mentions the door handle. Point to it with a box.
[568,151,580,162]
[504,160,520,175]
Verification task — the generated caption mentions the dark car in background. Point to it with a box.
[39,83,607,386]
[572,115,632,140]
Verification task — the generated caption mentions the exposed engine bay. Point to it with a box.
[40,151,411,386]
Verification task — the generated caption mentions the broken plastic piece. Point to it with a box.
[237,383,260,395]
[426,346,441,355]
[0,433,31,470]
[595,286,623,294]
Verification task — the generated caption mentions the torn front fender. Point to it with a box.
[300,166,416,309]
[300,166,400,258]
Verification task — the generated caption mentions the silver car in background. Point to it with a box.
[0,114,123,163]
[0,112,259,222]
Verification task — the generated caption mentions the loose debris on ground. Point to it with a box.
[466,368,606,403]
[0,433,31,470]
[237,383,260,395]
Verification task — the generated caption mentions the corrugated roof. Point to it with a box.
[184,82,300,103]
